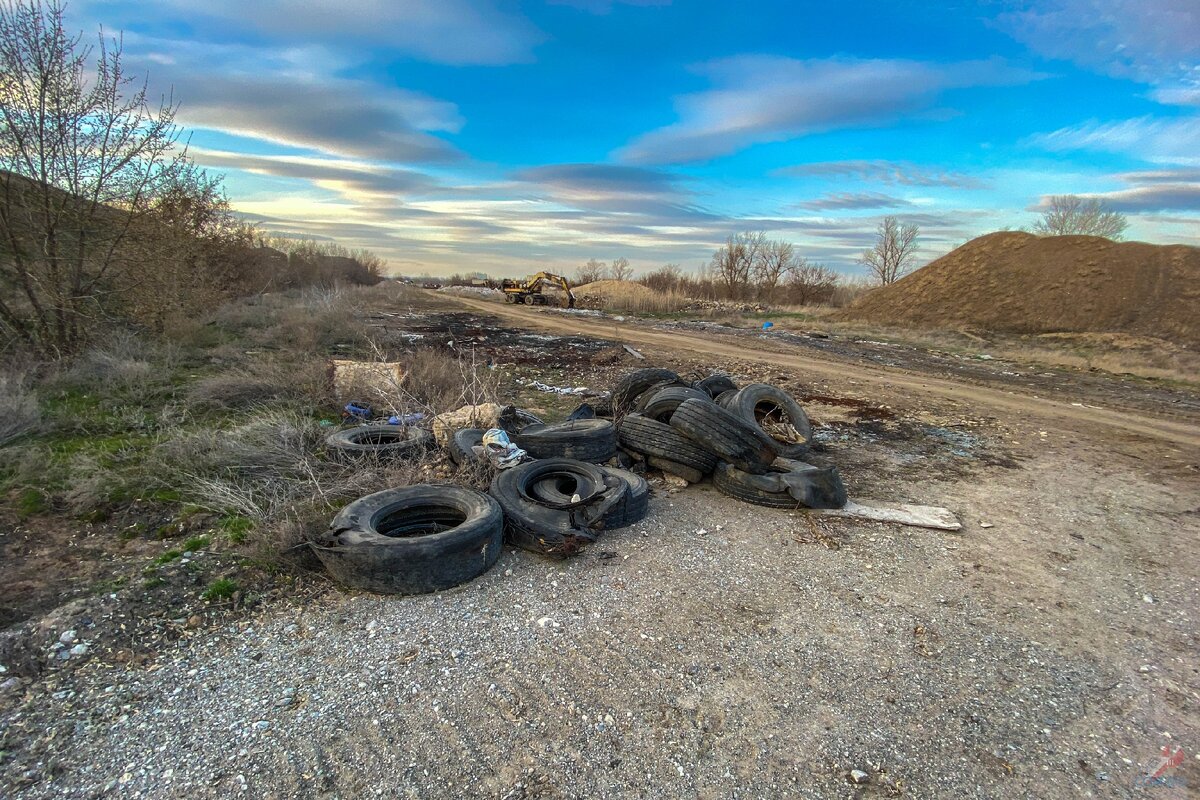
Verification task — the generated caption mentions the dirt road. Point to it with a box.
[3,294,1198,799]
[446,295,1200,448]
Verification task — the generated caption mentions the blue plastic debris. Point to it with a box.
[343,402,372,420]
[387,413,426,426]
[762,321,774,330]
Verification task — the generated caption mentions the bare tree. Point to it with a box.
[786,260,839,306]
[576,258,605,285]
[640,263,682,293]
[0,0,208,354]
[753,239,794,300]
[1033,195,1128,240]
[711,231,765,300]
[608,257,633,282]
[859,217,920,285]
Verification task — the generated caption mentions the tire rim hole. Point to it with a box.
[375,507,467,538]
[350,430,408,445]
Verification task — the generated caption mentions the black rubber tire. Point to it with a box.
[496,406,545,435]
[633,379,689,412]
[524,294,535,305]
[714,390,738,409]
[647,456,704,484]
[447,428,485,466]
[724,384,813,459]
[310,485,503,594]
[490,458,629,557]
[639,386,713,423]
[616,413,717,473]
[611,368,681,414]
[510,419,616,463]
[326,425,434,460]
[669,398,777,474]
[694,374,738,398]
[711,459,846,509]
[526,466,648,530]
[604,467,649,528]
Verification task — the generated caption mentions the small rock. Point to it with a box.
[59,630,77,645]
[0,677,19,692]
[979,521,994,529]
[849,769,870,784]
[1139,665,1152,673]
[186,615,202,629]
[253,720,271,731]
[1142,594,1154,604]
[69,643,88,657]
[696,529,708,536]
[664,474,688,489]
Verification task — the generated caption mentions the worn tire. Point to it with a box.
[616,413,717,473]
[310,485,503,594]
[510,419,616,463]
[694,374,738,398]
[639,386,713,423]
[497,406,545,435]
[490,458,630,557]
[714,389,738,409]
[633,379,690,412]
[447,428,485,466]
[711,459,846,509]
[647,456,704,484]
[724,384,812,458]
[669,398,777,474]
[326,425,434,460]
[611,368,682,414]
[526,465,648,530]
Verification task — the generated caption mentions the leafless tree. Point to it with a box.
[859,217,920,285]
[711,231,765,300]
[786,260,839,306]
[1033,195,1128,240]
[0,0,212,354]
[753,239,794,300]
[608,256,633,282]
[576,258,605,285]
[640,263,682,293]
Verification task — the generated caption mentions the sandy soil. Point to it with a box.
[1,297,1197,799]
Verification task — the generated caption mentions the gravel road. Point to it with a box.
[1,301,1197,799]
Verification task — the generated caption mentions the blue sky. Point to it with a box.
[73,0,1199,276]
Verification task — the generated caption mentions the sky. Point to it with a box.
[70,0,1199,277]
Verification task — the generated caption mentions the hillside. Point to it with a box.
[842,232,1200,347]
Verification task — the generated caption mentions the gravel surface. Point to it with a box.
[2,442,1196,798]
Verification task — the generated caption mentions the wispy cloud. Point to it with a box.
[995,0,1198,84]
[617,56,1039,164]
[796,192,912,211]
[85,0,543,66]
[1029,166,1200,212]
[777,160,987,189]
[188,148,440,200]
[1027,116,1200,165]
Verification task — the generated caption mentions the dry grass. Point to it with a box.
[0,372,40,446]
[188,360,331,410]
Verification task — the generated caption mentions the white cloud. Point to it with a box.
[1028,116,1200,165]
[80,0,542,65]
[996,0,1199,83]
[617,56,1039,164]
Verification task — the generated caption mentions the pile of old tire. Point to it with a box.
[489,458,648,557]
[508,418,617,462]
[615,370,845,509]
[309,485,504,594]
[326,424,434,461]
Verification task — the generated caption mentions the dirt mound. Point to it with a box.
[842,232,1200,346]
[572,280,657,298]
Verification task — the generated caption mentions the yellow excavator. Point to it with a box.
[501,272,576,307]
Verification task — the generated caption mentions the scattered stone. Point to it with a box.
[69,643,88,657]
[979,521,994,529]
[849,769,870,784]
[186,615,202,629]
[664,474,689,489]
[253,720,271,731]
[59,630,77,645]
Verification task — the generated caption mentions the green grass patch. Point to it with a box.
[17,487,48,516]
[142,576,165,590]
[183,535,210,552]
[218,514,254,545]
[151,548,182,567]
[201,578,238,601]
